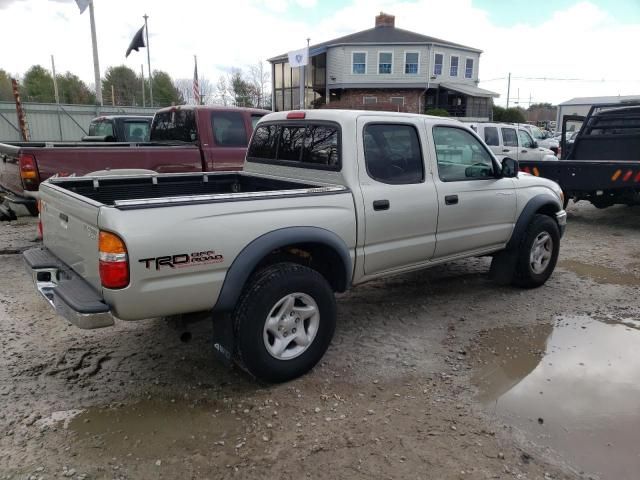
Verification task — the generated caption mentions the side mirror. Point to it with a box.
[532,141,539,149]
[501,157,519,178]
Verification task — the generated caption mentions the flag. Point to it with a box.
[287,47,309,68]
[193,58,201,105]
[126,25,146,58]
[75,0,90,14]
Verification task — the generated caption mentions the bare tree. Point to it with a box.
[175,77,214,105]
[247,62,271,109]
[215,75,230,106]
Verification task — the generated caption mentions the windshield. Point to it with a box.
[89,121,114,138]
[530,126,545,139]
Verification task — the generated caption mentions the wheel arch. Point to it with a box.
[506,194,562,251]
[213,227,353,312]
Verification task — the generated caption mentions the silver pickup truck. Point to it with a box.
[24,110,567,382]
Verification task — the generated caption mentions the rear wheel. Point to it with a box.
[512,214,560,288]
[232,262,336,383]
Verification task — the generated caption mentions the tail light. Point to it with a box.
[99,231,129,289]
[19,154,40,191]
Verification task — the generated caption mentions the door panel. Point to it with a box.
[431,125,517,258]
[357,117,439,275]
[517,129,538,161]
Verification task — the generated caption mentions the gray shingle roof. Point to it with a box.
[268,26,481,62]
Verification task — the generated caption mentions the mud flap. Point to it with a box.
[489,250,517,286]
[212,313,235,368]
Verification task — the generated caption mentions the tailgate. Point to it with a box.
[39,182,102,290]
[0,143,24,196]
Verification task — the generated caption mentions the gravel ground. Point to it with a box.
[1,201,638,479]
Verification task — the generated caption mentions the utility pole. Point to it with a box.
[141,64,145,107]
[88,0,103,106]
[111,85,115,106]
[143,14,153,107]
[506,72,511,109]
[51,55,63,140]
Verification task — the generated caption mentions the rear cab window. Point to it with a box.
[247,122,340,170]
[151,110,198,142]
[123,121,150,142]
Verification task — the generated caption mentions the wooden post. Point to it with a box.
[11,79,29,141]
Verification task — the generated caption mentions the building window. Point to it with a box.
[450,56,459,77]
[465,58,474,79]
[352,52,366,74]
[404,52,419,74]
[363,96,377,105]
[433,53,443,76]
[378,52,392,74]
[390,97,404,106]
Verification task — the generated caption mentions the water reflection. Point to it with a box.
[472,316,640,480]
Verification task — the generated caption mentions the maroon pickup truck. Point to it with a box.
[0,105,268,217]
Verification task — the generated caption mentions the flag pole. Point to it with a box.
[143,14,153,107]
[141,64,145,107]
[51,55,63,140]
[88,0,103,106]
[194,55,200,105]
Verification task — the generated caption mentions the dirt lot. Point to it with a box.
[1,202,639,480]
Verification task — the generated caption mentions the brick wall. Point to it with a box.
[324,88,424,113]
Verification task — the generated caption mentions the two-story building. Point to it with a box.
[268,13,498,120]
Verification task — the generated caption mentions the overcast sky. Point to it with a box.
[1,0,639,106]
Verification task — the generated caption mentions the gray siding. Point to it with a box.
[327,44,480,89]
[0,102,156,142]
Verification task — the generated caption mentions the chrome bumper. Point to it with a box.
[24,248,114,329]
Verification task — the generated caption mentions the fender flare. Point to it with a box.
[506,194,562,251]
[213,226,353,312]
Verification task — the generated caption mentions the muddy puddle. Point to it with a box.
[559,259,640,286]
[67,399,245,463]
[471,316,640,480]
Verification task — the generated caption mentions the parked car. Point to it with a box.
[83,115,153,142]
[519,102,640,209]
[0,105,268,217]
[470,122,558,162]
[519,124,559,154]
[24,109,567,383]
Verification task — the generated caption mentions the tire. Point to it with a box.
[512,214,560,289]
[232,262,336,383]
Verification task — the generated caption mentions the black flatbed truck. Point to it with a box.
[518,102,640,209]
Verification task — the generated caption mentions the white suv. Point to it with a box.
[470,123,558,162]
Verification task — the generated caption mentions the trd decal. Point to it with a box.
[139,251,224,270]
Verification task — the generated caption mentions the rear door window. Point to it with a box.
[363,124,424,184]
[212,111,248,147]
[501,127,518,147]
[483,126,499,146]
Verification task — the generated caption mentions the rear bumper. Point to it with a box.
[556,209,567,237]
[0,186,38,216]
[23,247,114,329]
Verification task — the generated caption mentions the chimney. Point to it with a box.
[375,12,395,28]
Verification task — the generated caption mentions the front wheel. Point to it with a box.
[512,214,560,288]
[232,262,336,383]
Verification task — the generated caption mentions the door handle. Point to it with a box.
[502,149,510,153]
[445,195,458,205]
[521,149,528,153]
[373,199,390,211]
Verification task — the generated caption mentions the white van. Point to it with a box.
[470,123,558,162]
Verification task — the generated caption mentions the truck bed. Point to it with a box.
[48,172,335,208]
